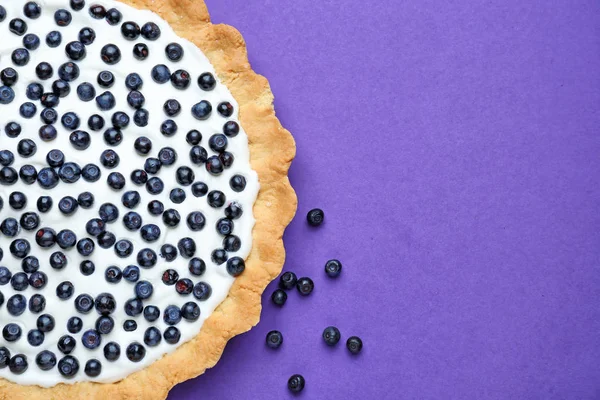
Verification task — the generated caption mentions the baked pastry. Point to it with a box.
[0,0,296,398]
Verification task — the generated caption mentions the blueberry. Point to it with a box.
[178,238,196,258]
[61,112,80,129]
[130,169,148,185]
[139,224,160,243]
[165,43,184,61]
[46,31,62,47]
[135,280,153,299]
[193,282,212,301]
[114,239,133,257]
[9,18,28,35]
[134,136,152,154]
[170,188,186,204]
[4,122,21,138]
[188,258,206,276]
[84,359,102,377]
[296,277,314,296]
[52,79,70,97]
[126,342,146,362]
[141,22,161,40]
[104,7,121,24]
[58,355,79,378]
[97,231,116,249]
[238,168,257,189]
[100,149,119,168]
[161,119,178,136]
[28,271,47,290]
[125,72,143,90]
[79,260,95,276]
[95,293,116,315]
[7,294,26,316]
[122,212,142,231]
[133,108,149,126]
[3,324,22,342]
[85,218,105,237]
[58,62,79,81]
[181,302,200,321]
[191,100,212,120]
[163,327,181,344]
[95,316,114,334]
[57,335,76,354]
[121,21,140,40]
[137,248,157,268]
[266,330,283,349]
[56,281,75,300]
[101,44,121,64]
[0,150,14,166]
[35,227,56,247]
[65,41,85,60]
[67,317,82,334]
[0,6,4,22]
[77,82,95,101]
[288,375,305,393]
[19,102,36,118]
[23,2,41,18]
[209,134,228,153]
[127,91,145,109]
[271,289,287,307]
[346,336,363,354]
[123,265,140,282]
[58,196,78,215]
[191,182,209,197]
[11,272,29,291]
[163,305,181,325]
[0,86,15,104]
[160,244,178,262]
[77,192,95,208]
[143,327,161,347]
[79,27,95,45]
[206,156,224,176]
[10,239,30,258]
[158,147,177,165]
[146,177,164,195]
[217,102,234,117]
[143,305,160,322]
[0,347,8,369]
[76,238,94,256]
[0,267,11,285]
[111,111,129,128]
[307,208,324,226]
[144,157,161,174]
[82,330,102,350]
[198,72,216,91]
[151,64,170,83]
[8,355,28,374]
[39,125,57,141]
[74,294,94,314]
[207,190,226,208]
[216,218,234,236]
[175,167,195,186]
[322,326,341,346]
[124,298,143,316]
[223,121,240,137]
[82,163,101,182]
[9,191,27,210]
[37,167,59,188]
[223,235,241,252]
[37,314,55,332]
[121,191,141,209]
[54,9,72,26]
[171,70,190,89]
[107,172,126,190]
[69,130,91,150]
[104,127,122,146]
[58,162,82,184]
[88,114,105,131]
[133,43,149,60]
[0,67,19,86]
[219,152,235,168]
[160,270,179,287]
[70,0,85,10]
[29,294,46,313]
[36,350,56,371]
[226,257,245,276]
[123,320,137,332]
[0,218,19,237]
[162,209,180,227]
[96,91,116,110]
[175,278,193,295]
[50,251,67,269]
[147,200,164,215]
[89,4,107,18]
[186,211,205,231]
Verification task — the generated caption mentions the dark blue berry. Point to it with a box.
[296,277,314,295]
[0,267,11,285]
[4,122,21,138]
[77,192,94,208]
[121,21,140,40]
[76,238,94,256]
[88,114,105,131]
[77,82,95,101]
[46,31,62,47]
[99,203,119,222]
[23,2,41,19]
[85,218,105,237]
[3,324,22,342]
[175,167,195,186]
[9,18,28,35]
[74,294,94,313]
[79,27,95,45]
[143,306,160,322]
[100,149,119,168]
[163,305,181,326]
[206,156,224,176]
[209,134,228,153]
[160,244,177,262]
[133,43,149,60]
[8,354,28,374]
[0,218,19,236]
[19,102,36,118]
[191,181,208,197]
[216,218,234,236]
[143,327,161,347]
[85,359,102,377]
[111,111,129,128]
[96,91,115,110]
[0,86,15,104]
[160,119,177,136]
[134,136,152,154]
[126,342,146,362]
[56,281,75,300]
[36,350,56,371]
[58,355,79,378]
[37,197,54,214]
[193,282,212,301]
[79,260,95,276]
[198,72,216,91]
[135,280,153,299]
[207,190,226,208]
[127,90,145,109]
[217,102,234,117]
[123,320,137,332]
[122,191,141,209]
[66,41,85,60]
[58,162,81,183]
[82,330,102,350]
[52,79,70,97]
[137,248,157,268]
[133,108,149,126]
[69,130,91,150]
[125,72,143,90]
[158,147,176,165]
[223,121,240,137]
[82,163,101,182]
[288,375,305,393]
[0,150,14,166]
[37,167,59,188]
[147,200,164,215]
[19,165,37,184]
[130,169,147,185]
[169,188,186,204]
[58,62,79,81]
[37,314,55,332]
[123,265,140,282]
[322,326,341,346]
[186,211,205,231]
[223,235,241,252]
[124,298,143,316]
[175,278,193,295]
[181,302,200,321]
[11,272,29,291]
[104,127,122,146]
[307,208,324,226]
[188,258,206,276]
[163,209,181,227]
[170,69,190,89]
[141,22,161,40]
[280,272,300,290]
[50,251,67,269]
[177,237,196,258]
[97,231,116,249]
[89,4,106,18]
[144,157,161,174]
[104,7,121,24]
[61,111,80,129]
[226,257,245,277]
[67,317,82,334]
[191,100,212,120]
[186,129,202,145]
[266,330,283,349]
[164,327,181,344]
[29,294,46,313]
[54,9,72,26]
[10,239,30,258]
[100,44,121,65]
[95,293,116,315]
[70,0,85,11]
[58,196,78,215]
[107,172,125,190]
[146,177,164,195]
[7,294,27,316]
[95,316,114,334]
[114,239,133,258]
[39,125,57,141]
[165,43,183,61]
[151,64,170,83]
[161,269,179,285]
[123,211,142,230]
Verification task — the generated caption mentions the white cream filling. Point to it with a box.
[0,0,258,386]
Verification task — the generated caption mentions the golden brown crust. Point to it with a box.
[0,1,296,398]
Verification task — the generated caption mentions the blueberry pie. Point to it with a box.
[0,0,295,397]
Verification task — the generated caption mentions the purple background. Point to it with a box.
[170,0,600,398]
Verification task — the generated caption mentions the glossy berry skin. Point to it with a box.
[81,329,102,350]
[123,211,142,231]
[216,218,234,236]
[226,257,245,277]
[7,294,27,316]
[105,266,122,283]
[58,162,81,184]
[88,114,105,131]
[58,355,79,378]
[9,355,28,374]
[163,305,181,326]
[144,327,161,347]
[191,182,208,197]
[100,44,121,65]
[0,86,15,105]
[66,41,85,60]
[95,316,115,335]
[79,27,95,45]
[89,5,107,19]
[186,129,202,145]
[107,172,126,190]
[325,259,342,278]
[84,359,102,377]
[266,330,283,349]
[82,164,101,182]
[124,298,143,316]
[46,31,62,47]
[178,238,196,258]
[97,232,116,249]
[271,289,287,307]
[163,327,181,344]
[1,218,19,237]
[3,323,22,342]
[121,21,140,40]
[162,269,179,286]
[77,82,95,101]
[1,67,18,86]
[54,9,72,26]
[206,156,224,176]
[141,224,161,242]
[37,314,55,333]
[36,350,56,371]
[163,209,181,227]
[56,281,75,300]
[114,239,133,258]
[127,91,145,109]
[67,317,83,334]
[62,112,80,130]
[50,252,68,270]
[79,260,95,276]
[57,335,76,354]
[51,79,69,97]
[96,91,116,110]
[296,277,314,296]
[95,293,116,315]
[36,198,54,215]
[189,146,208,165]
[307,208,325,226]
[130,169,148,185]
[191,100,212,120]
[143,306,160,322]
[0,267,11,285]
[198,72,216,91]
[103,128,123,146]
[10,239,31,259]
[103,342,120,361]
[137,248,157,268]
[146,177,164,195]
[123,265,140,282]
[97,71,114,87]
[279,272,298,290]
[58,196,78,215]
[181,302,200,321]
[28,271,47,289]
[37,167,59,188]
[69,130,91,150]
[165,43,183,61]
[151,64,170,83]
[188,258,206,276]
[11,272,28,291]
[99,203,119,222]
[74,294,94,314]
[133,43,149,60]
[171,70,190,89]
[78,192,95,209]
[288,375,305,393]
[346,336,363,354]
[17,139,36,158]
[0,347,9,369]
[126,342,146,362]
[322,326,341,346]
[193,282,212,301]
[169,188,186,204]
[211,249,227,265]
[123,320,137,332]
[135,281,153,299]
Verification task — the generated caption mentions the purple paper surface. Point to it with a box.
[169,1,600,398]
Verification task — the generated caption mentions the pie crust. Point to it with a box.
[0,0,297,398]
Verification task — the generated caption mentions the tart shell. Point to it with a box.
[0,0,297,398]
